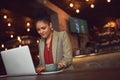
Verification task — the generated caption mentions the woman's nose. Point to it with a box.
[38,30,43,34]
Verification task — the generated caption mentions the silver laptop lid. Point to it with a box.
[1,45,37,76]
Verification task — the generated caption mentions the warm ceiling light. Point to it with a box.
[37,40,39,43]
[110,22,116,27]
[85,0,89,2]
[76,9,80,13]
[69,3,74,7]
[107,0,111,3]
[90,4,95,8]
[27,28,30,32]
[17,36,21,42]
[25,17,32,27]
[3,14,7,19]
[26,22,30,26]
[104,21,116,28]
[1,44,5,48]
[8,22,11,26]
[10,34,14,38]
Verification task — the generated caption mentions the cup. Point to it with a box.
[45,64,58,72]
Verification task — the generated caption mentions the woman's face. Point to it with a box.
[36,21,52,38]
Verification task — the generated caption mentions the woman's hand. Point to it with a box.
[36,66,45,73]
[58,62,66,69]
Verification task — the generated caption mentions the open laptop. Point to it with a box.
[0,45,38,77]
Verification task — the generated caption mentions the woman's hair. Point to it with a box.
[34,11,51,25]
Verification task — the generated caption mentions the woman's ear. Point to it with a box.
[50,22,53,30]
[50,22,52,27]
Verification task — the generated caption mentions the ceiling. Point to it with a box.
[0,0,120,45]
[49,0,120,27]
[1,0,120,27]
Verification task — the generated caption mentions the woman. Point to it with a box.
[35,13,73,72]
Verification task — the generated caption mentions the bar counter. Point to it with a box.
[0,66,120,80]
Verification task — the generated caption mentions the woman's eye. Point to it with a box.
[41,26,46,30]
[42,27,46,30]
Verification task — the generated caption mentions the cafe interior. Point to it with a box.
[0,0,120,79]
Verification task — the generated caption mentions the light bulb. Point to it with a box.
[85,0,89,2]
[8,22,11,26]
[26,22,30,26]
[27,28,30,32]
[76,9,80,13]
[69,3,74,7]
[1,44,5,48]
[10,34,14,38]
[90,4,95,8]
[3,15,7,19]
[107,0,111,3]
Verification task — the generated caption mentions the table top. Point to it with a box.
[0,67,120,80]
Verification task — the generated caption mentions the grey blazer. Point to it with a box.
[38,30,73,67]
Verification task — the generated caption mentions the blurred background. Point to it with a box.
[0,0,120,75]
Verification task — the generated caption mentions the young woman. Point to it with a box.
[35,12,73,72]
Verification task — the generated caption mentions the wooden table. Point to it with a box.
[0,67,120,80]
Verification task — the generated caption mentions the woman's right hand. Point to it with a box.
[36,66,45,73]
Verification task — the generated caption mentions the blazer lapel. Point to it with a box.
[52,31,58,63]
[40,39,45,65]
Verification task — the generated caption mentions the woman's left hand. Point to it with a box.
[57,62,66,69]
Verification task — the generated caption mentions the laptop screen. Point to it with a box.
[1,45,37,76]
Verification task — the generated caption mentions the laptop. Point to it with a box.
[0,45,38,77]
